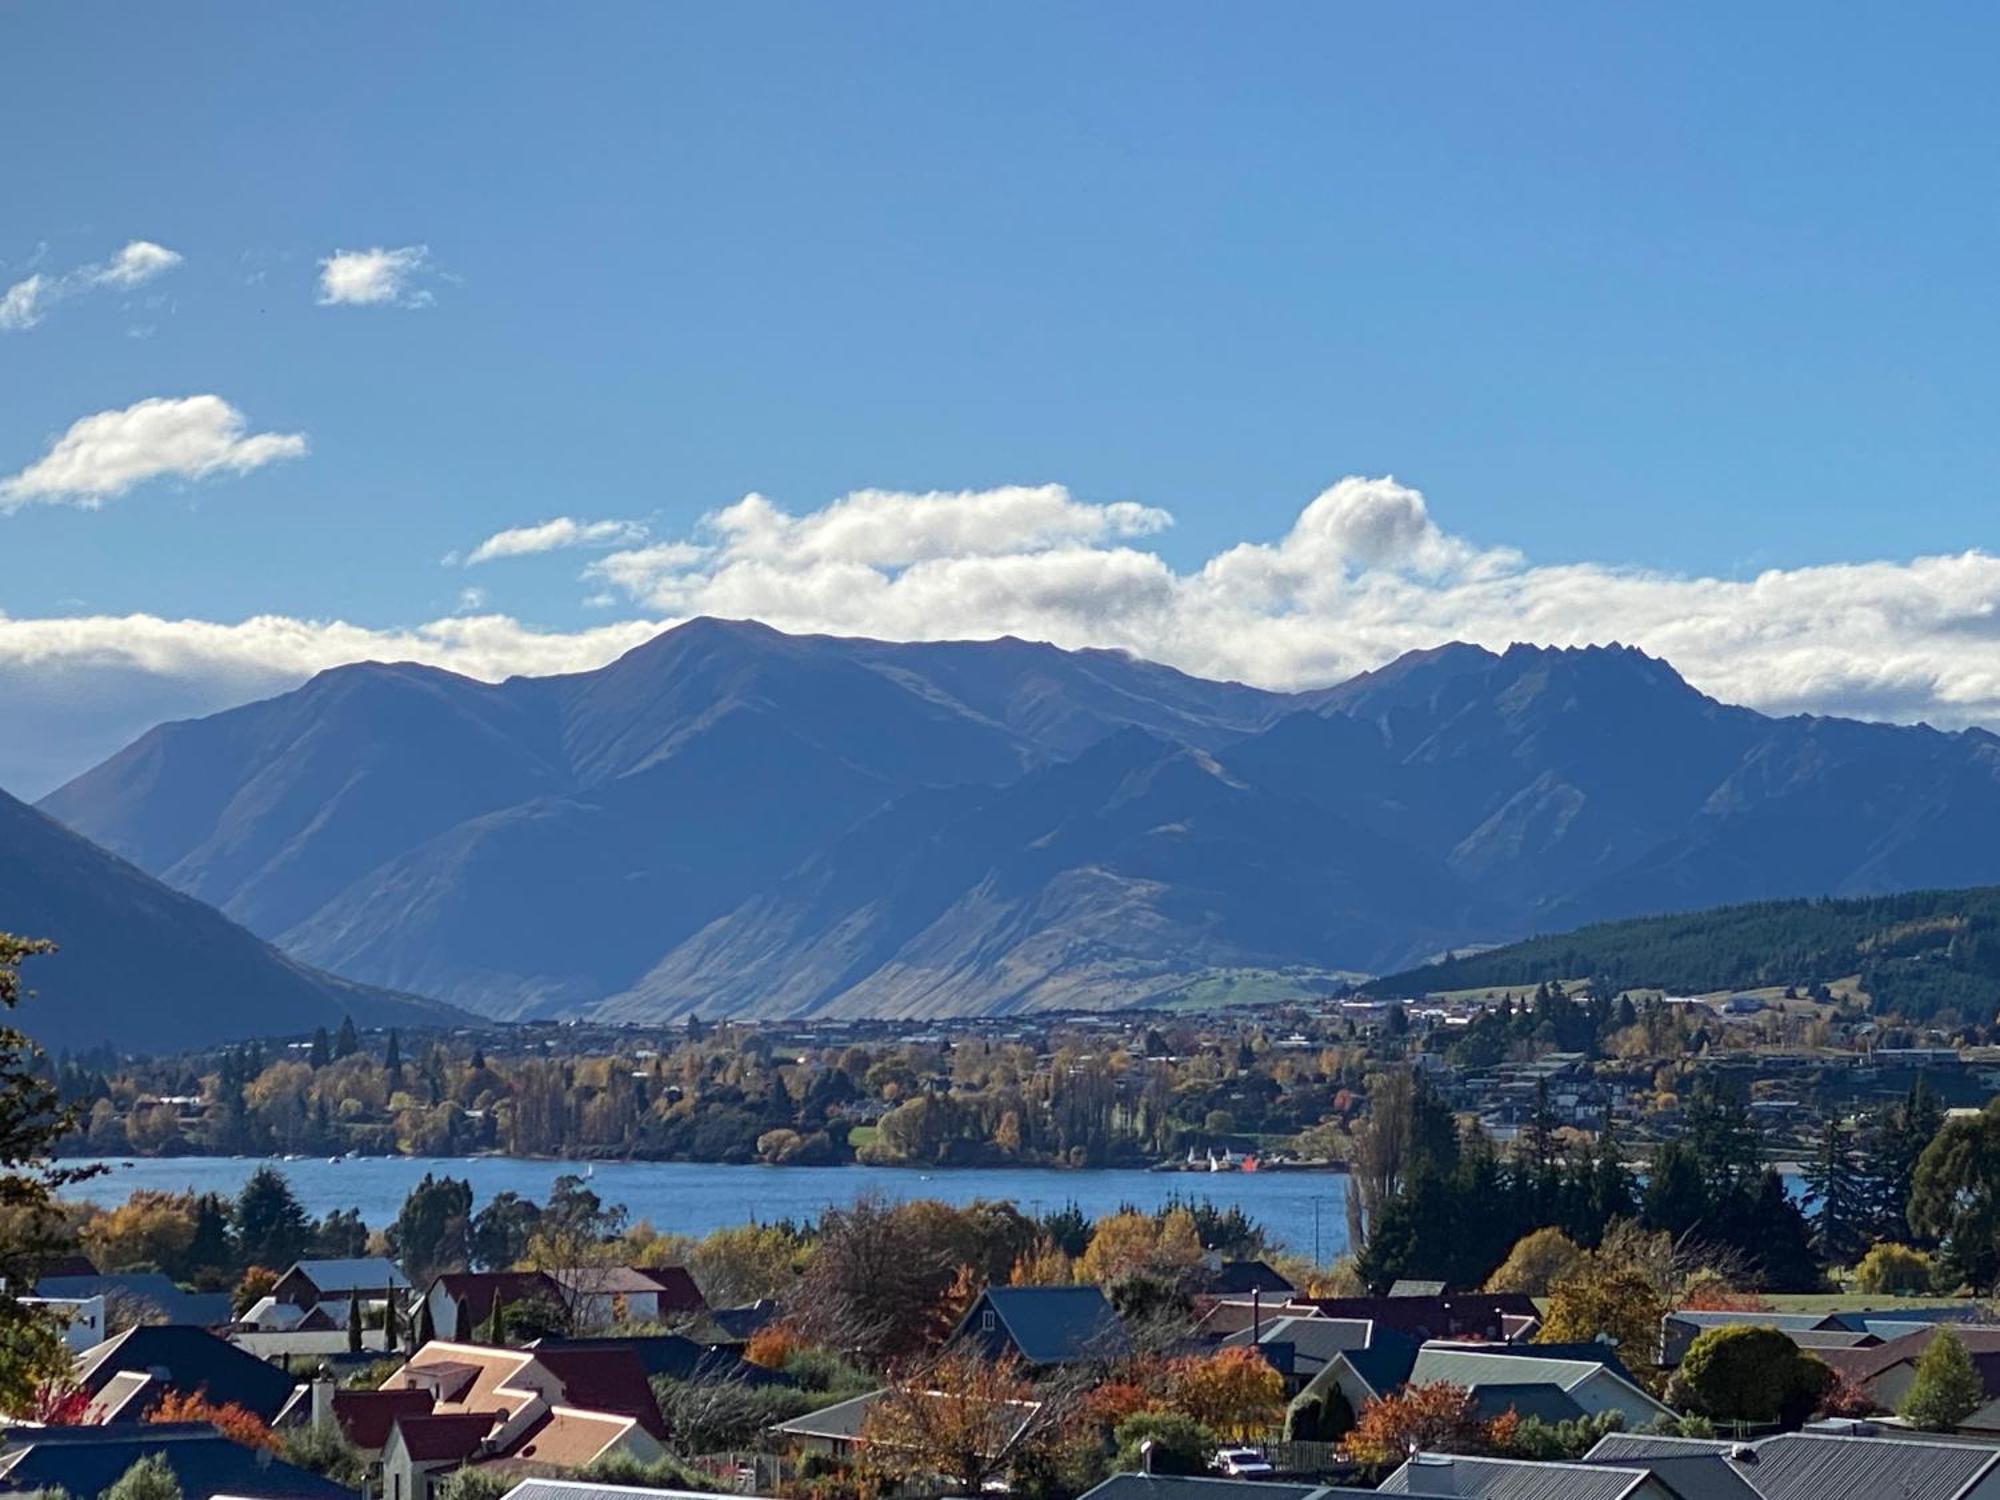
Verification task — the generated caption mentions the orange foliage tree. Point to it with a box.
[149,1389,281,1452]
[857,1346,1050,1493]
[1165,1347,1284,1439]
[744,1322,803,1370]
[1346,1382,1507,1468]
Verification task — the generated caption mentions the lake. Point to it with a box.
[58,1156,1354,1261]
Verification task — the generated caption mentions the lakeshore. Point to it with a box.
[57,1155,1357,1260]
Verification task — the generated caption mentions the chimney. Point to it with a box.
[1252,1288,1262,1344]
[310,1367,335,1431]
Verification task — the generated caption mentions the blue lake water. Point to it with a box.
[58,1156,1354,1261]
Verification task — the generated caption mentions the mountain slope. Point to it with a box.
[593,729,1494,1021]
[1364,883,2000,1022]
[0,787,461,1054]
[37,621,2000,1021]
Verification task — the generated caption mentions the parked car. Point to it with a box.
[1212,1448,1274,1477]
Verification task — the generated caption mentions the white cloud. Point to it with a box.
[15,476,2000,796]
[0,241,183,330]
[317,245,433,307]
[0,273,49,330]
[97,240,183,288]
[465,516,648,565]
[0,395,307,509]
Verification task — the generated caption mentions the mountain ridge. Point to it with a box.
[36,619,2000,1021]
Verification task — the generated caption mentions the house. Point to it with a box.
[373,1341,668,1500]
[75,1325,301,1424]
[23,1293,106,1351]
[420,1268,704,1342]
[1220,1316,1379,1393]
[1202,1261,1295,1298]
[1661,1303,1988,1366]
[1294,1293,1539,1344]
[1077,1478,1333,1500]
[36,1272,232,1330]
[525,1335,792,1389]
[493,1479,738,1500]
[1379,1452,1684,1499]
[424,1272,559,1342]
[1404,1341,1675,1429]
[769,1387,1039,1468]
[701,1299,779,1343]
[0,1422,356,1500]
[271,1258,412,1313]
[1817,1326,2000,1428]
[1587,1427,2000,1500]
[954,1285,1130,1368]
[545,1266,706,1329]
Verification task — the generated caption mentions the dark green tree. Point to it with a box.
[235,1166,312,1270]
[334,1016,360,1059]
[389,1174,474,1282]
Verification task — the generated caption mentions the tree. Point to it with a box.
[1076,1209,1203,1291]
[1803,1115,1867,1266]
[790,1196,963,1368]
[347,1292,363,1354]
[1901,1328,1987,1432]
[234,1167,311,1271]
[0,935,100,1417]
[1665,1326,1833,1428]
[233,1266,279,1317]
[1484,1228,1583,1296]
[1164,1347,1284,1439]
[470,1192,541,1271]
[859,1346,1052,1491]
[1110,1410,1218,1476]
[1538,1253,1665,1370]
[389,1174,473,1282]
[149,1389,280,1452]
[104,1453,183,1500]
[1347,1382,1504,1467]
[1910,1101,2000,1290]
[333,1016,360,1060]
[1852,1242,1937,1296]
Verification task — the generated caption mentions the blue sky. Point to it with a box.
[6,3,2000,794]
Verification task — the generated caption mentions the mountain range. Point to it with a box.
[30,616,2000,1028]
[0,785,461,1054]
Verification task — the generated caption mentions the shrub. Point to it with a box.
[1852,1243,1938,1297]
[1665,1326,1834,1427]
[1111,1410,1218,1476]
[103,1455,181,1500]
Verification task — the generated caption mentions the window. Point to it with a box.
[981,1309,996,1333]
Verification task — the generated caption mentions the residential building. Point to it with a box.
[0,1422,355,1500]
[75,1325,301,1424]
[954,1285,1131,1368]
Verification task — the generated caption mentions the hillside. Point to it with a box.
[0,787,463,1054]
[37,619,2000,1021]
[1366,884,2000,1019]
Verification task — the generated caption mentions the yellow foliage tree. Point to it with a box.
[1076,1209,1203,1288]
[1165,1346,1284,1439]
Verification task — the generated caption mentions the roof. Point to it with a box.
[1380,1453,1650,1499]
[0,1422,357,1500]
[74,1325,300,1422]
[1300,1294,1538,1343]
[1615,1452,1770,1500]
[1389,1280,1449,1298]
[773,1389,881,1443]
[1077,1477,1328,1500]
[385,1343,538,1416]
[37,1273,232,1327]
[546,1266,699,1302]
[1443,1339,1646,1389]
[703,1299,780,1342]
[503,1406,643,1468]
[1408,1344,1624,1394]
[494,1480,749,1500]
[1819,1325,2000,1390]
[430,1271,562,1323]
[1206,1261,1296,1297]
[1587,1429,2000,1500]
[393,1410,504,1463]
[524,1346,669,1438]
[527,1335,790,1388]
[1332,1328,1423,1398]
[965,1285,1130,1365]
[332,1387,436,1450]
[1464,1382,1587,1425]
[282,1258,411,1294]
[1226,1316,1377,1376]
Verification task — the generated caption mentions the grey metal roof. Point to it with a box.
[1226,1316,1377,1374]
[1078,1477,1327,1500]
[1465,1381,1587,1425]
[1622,1452,1771,1500]
[1734,1431,2000,1500]
[0,1422,356,1500]
[1589,1429,2000,1500]
[287,1257,412,1292]
[772,1389,882,1443]
[1409,1346,1623,1395]
[496,1481,728,1500]
[1379,1454,1647,1499]
[976,1285,1131,1365]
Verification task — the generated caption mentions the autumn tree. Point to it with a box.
[1347,1382,1505,1468]
[1164,1347,1284,1439]
[858,1346,1054,1492]
[1538,1250,1666,1372]
[790,1196,965,1368]
[150,1389,281,1451]
[1483,1228,1582,1296]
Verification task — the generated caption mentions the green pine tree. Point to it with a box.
[1902,1328,1987,1431]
